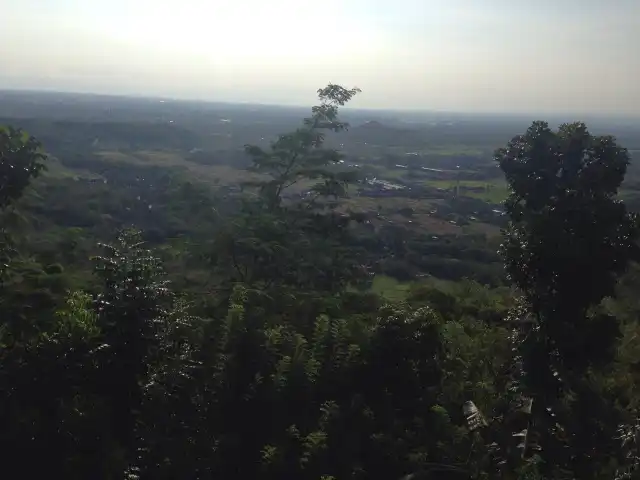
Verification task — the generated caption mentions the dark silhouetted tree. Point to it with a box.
[491,121,639,477]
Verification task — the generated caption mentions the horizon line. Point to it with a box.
[1,86,639,123]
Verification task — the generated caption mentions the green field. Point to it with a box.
[466,185,509,203]
[421,178,508,203]
[370,275,411,301]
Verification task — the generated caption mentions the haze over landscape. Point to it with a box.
[2,0,639,115]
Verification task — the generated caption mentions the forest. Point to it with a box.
[2,84,640,479]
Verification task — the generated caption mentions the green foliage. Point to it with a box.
[3,95,640,480]
[0,126,47,281]
[0,129,58,340]
[1,223,203,478]
[245,84,361,208]
[210,84,367,293]
[484,121,640,478]
[498,121,639,366]
[92,229,203,477]
[53,290,100,339]
[0,125,47,209]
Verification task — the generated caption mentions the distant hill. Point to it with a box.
[359,120,385,129]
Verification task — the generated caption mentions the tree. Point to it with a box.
[0,126,46,273]
[245,84,361,209]
[93,229,201,477]
[490,121,640,477]
[210,84,368,293]
[0,127,49,340]
[0,126,46,209]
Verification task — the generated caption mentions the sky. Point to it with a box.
[1,0,639,116]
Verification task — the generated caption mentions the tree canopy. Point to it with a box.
[1,90,639,479]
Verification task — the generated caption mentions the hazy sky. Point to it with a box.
[1,0,639,115]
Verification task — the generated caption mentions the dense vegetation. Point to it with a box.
[1,86,640,479]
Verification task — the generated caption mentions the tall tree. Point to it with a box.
[93,230,200,477]
[211,84,367,293]
[493,121,639,477]
[0,127,48,340]
[245,83,361,208]
[0,126,46,210]
[0,126,46,273]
